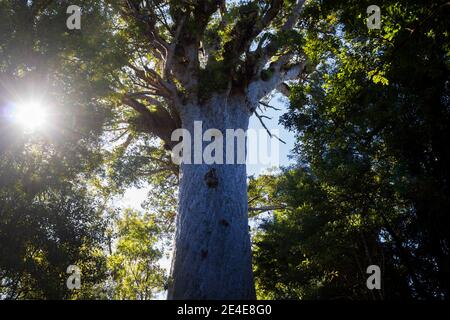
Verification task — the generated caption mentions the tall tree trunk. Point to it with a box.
[167,95,256,299]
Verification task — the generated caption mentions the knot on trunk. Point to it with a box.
[204,168,218,188]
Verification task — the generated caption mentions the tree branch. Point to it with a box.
[122,96,179,148]
[248,205,287,213]
[255,110,286,144]
[248,0,307,80]
[247,59,306,109]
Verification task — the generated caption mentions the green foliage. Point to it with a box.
[107,210,166,300]
[0,0,129,299]
[253,0,450,300]
[0,135,109,299]
[252,169,411,299]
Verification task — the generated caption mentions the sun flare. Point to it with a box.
[13,101,47,131]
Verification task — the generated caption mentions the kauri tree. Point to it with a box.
[112,0,309,299]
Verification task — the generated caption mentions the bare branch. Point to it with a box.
[259,0,284,31]
[254,110,286,144]
[109,128,130,143]
[248,205,287,213]
[259,101,281,111]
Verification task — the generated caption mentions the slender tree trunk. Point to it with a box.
[168,95,256,299]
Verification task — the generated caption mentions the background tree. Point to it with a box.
[0,0,128,299]
[106,210,166,300]
[253,0,450,299]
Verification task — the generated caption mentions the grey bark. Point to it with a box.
[167,95,256,299]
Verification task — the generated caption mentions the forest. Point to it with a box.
[0,0,449,300]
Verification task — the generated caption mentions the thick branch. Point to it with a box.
[248,0,307,79]
[281,0,306,32]
[247,59,306,108]
[222,0,284,66]
[276,82,291,97]
[122,96,179,148]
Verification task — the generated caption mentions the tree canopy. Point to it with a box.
[253,0,450,300]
